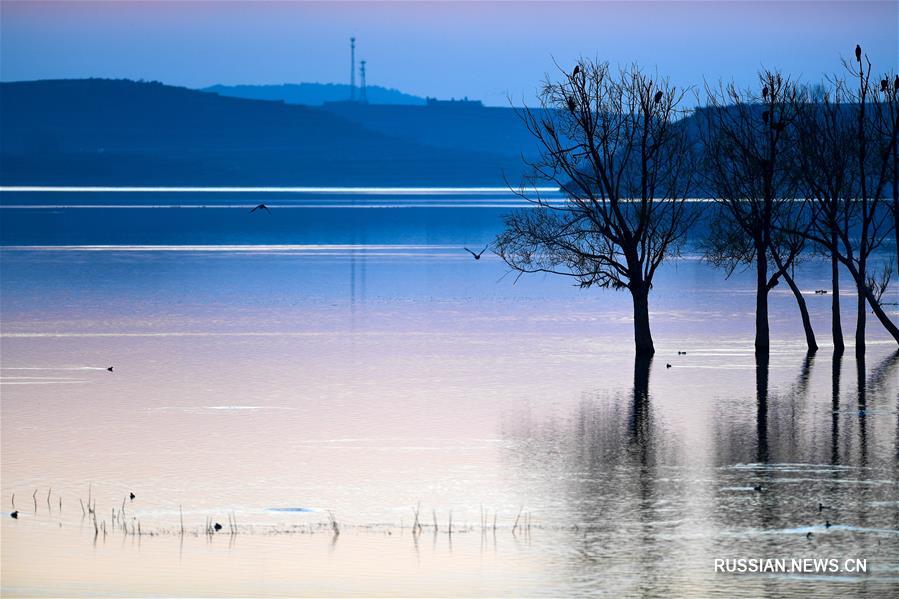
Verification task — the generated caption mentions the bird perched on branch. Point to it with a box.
[654,90,663,103]
[855,44,862,62]
[464,246,488,260]
[566,95,577,113]
[762,85,769,99]
[882,79,889,92]
[572,65,580,77]
[762,111,770,125]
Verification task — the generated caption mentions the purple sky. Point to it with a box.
[1,1,896,105]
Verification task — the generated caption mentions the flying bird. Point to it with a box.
[855,44,861,62]
[250,204,271,214]
[653,90,663,103]
[464,246,488,260]
[129,492,135,501]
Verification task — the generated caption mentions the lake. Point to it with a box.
[1,188,898,597]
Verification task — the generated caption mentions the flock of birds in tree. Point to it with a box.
[567,64,663,110]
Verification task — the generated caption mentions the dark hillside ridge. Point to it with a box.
[0,79,529,185]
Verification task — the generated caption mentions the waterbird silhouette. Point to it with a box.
[10,511,18,519]
[855,44,861,62]
[214,522,223,531]
[825,520,832,528]
[818,502,830,511]
[815,289,828,295]
[653,90,663,103]
[753,485,764,492]
[464,246,488,260]
[107,366,113,372]
[677,351,687,355]
[666,363,672,368]
[806,532,813,539]
[250,204,271,214]
[129,492,135,501]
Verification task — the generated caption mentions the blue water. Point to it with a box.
[2,188,898,597]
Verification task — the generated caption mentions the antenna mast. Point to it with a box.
[360,60,367,103]
[350,37,356,101]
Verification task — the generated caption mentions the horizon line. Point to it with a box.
[0,186,561,194]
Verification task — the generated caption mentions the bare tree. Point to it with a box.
[870,72,899,267]
[793,82,856,353]
[495,61,695,356]
[790,48,899,354]
[841,49,898,355]
[699,71,818,354]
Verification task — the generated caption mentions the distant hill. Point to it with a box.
[204,83,426,106]
[320,102,544,160]
[0,79,531,186]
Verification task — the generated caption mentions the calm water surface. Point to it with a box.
[1,189,898,597]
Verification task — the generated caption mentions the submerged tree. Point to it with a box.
[495,61,695,356]
[835,49,897,354]
[699,71,818,354]
[793,82,856,353]
[872,73,899,267]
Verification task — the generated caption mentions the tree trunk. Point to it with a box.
[856,274,867,357]
[755,250,770,354]
[842,257,899,347]
[631,286,655,356]
[831,233,844,354]
[780,268,818,353]
[893,147,898,267]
